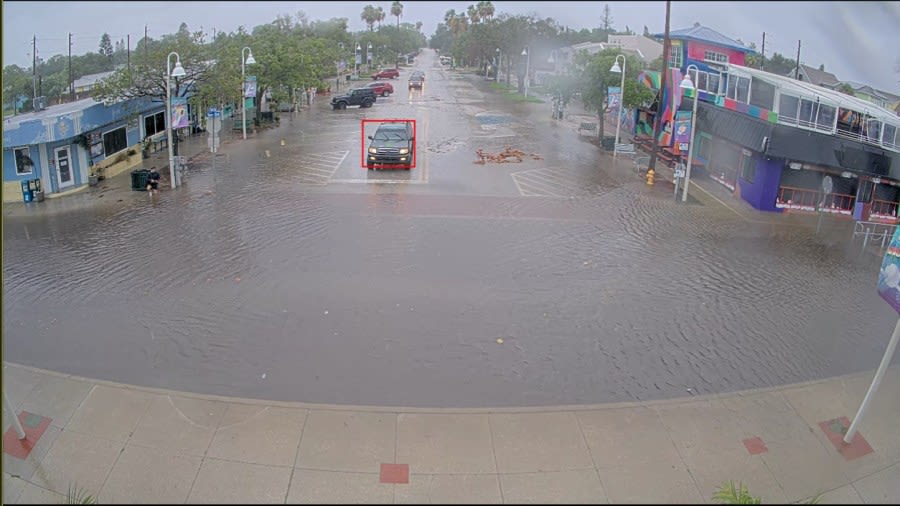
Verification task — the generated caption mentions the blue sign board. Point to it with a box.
[877,226,900,313]
[207,108,221,118]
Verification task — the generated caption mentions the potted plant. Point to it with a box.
[88,162,99,186]
[141,137,151,159]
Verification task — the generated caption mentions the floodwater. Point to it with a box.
[3,49,897,408]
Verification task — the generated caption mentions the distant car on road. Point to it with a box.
[408,74,424,90]
[410,70,425,81]
[367,121,415,170]
[364,81,394,97]
[330,88,376,110]
[372,68,400,80]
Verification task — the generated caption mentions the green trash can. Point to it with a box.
[601,137,616,151]
[131,169,150,191]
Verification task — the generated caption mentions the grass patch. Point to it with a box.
[488,82,544,103]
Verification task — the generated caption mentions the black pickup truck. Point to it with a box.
[331,88,376,110]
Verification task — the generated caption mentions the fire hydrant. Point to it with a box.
[646,168,655,186]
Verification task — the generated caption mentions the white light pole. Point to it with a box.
[165,51,186,189]
[241,47,255,141]
[522,47,530,98]
[495,48,501,83]
[367,42,373,71]
[355,43,361,78]
[679,64,700,202]
[610,55,626,161]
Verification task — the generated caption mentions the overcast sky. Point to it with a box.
[3,1,898,92]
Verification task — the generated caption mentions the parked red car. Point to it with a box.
[372,68,400,80]
[364,81,394,97]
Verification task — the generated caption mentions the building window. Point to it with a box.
[779,94,799,124]
[707,73,721,95]
[668,44,682,68]
[883,124,898,149]
[749,77,775,110]
[815,104,836,131]
[740,152,755,183]
[144,111,166,137]
[799,99,818,127]
[703,50,728,64]
[736,77,750,104]
[698,134,712,161]
[103,126,128,156]
[14,147,34,175]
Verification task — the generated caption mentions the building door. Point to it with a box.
[55,146,74,189]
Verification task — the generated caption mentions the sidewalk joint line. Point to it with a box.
[486,415,504,503]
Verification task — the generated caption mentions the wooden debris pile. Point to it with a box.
[475,146,544,164]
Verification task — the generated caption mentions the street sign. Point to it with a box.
[823,175,833,195]
[207,107,221,118]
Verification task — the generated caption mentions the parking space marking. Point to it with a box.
[286,150,349,185]
[511,167,596,198]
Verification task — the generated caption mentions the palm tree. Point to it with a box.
[375,6,386,28]
[391,1,403,29]
[450,13,469,37]
[360,4,377,31]
[467,4,481,24]
[477,1,495,21]
[444,9,456,26]
[415,21,423,32]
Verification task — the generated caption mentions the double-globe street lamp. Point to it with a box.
[521,47,530,98]
[609,54,626,161]
[355,43,361,78]
[165,51,186,189]
[241,47,256,141]
[495,48,501,83]
[678,64,700,202]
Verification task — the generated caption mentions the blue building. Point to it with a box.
[3,96,167,202]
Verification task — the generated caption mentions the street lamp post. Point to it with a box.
[165,51,186,189]
[522,47,530,98]
[355,43,361,78]
[241,47,255,141]
[495,48,501,83]
[367,43,373,71]
[610,55,626,161]
[679,64,700,202]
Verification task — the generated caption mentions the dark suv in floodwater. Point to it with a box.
[331,88,376,109]
[367,122,415,169]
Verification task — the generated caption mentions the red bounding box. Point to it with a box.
[360,119,417,169]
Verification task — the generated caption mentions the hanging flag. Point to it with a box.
[170,97,190,129]
[244,75,257,98]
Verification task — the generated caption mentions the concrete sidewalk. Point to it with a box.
[3,362,898,504]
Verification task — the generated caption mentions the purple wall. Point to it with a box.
[737,156,784,212]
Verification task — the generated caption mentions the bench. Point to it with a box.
[578,122,597,135]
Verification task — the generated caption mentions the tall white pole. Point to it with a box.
[613,55,626,161]
[844,318,900,443]
[682,65,699,202]
[166,53,176,189]
[524,48,530,98]
[496,49,500,83]
[241,47,248,141]
[3,391,26,440]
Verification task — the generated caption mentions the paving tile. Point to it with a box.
[818,417,874,461]
[18,375,93,429]
[1,365,44,409]
[742,437,768,455]
[286,469,392,504]
[129,395,226,457]
[13,481,65,504]
[3,473,25,504]
[499,470,608,504]
[295,410,395,473]
[490,412,593,473]
[3,411,54,460]
[99,443,202,504]
[207,404,307,467]
[380,463,409,483]
[813,483,864,504]
[64,385,156,442]
[852,463,900,503]
[655,400,751,460]
[723,391,821,446]
[596,457,703,504]
[760,435,850,503]
[2,423,62,482]
[397,413,495,474]
[28,429,122,496]
[396,474,502,504]
[186,457,292,504]
[681,450,786,504]
[577,407,682,469]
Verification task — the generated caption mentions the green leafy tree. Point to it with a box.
[477,1,495,21]
[361,5,378,31]
[600,4,614,33]
[375,6,386,28]
[391,1,403,28]
[99,33,114,58]
[575,49,652,141]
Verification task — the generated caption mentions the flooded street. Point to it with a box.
[3,49,897,408]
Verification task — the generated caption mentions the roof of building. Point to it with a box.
[654,23,756,54]
[792,64,840,87]
[2,97,99,130]
[607,34,663,63]
[73,70,116,89]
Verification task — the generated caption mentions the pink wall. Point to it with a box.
[686,40,746,66]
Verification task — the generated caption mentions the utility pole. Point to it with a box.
[68,33,73,101]
[32,35,37,101]
[647,0,671,174]
[794,40,801,80]
[144,25,149,63]
[760,32,765,71]
[127,34,131,73]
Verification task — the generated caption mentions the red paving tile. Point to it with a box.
[742,436,768,455]
[818,416,874,461]
[380,463,409,484]
[2,411,52,460]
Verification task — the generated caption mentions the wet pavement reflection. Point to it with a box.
[3,50,897,408]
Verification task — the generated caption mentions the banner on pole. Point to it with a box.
[673,110,693,154]
[170,97,190,129]
[244,75,257,98]
[878,227,900,313]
